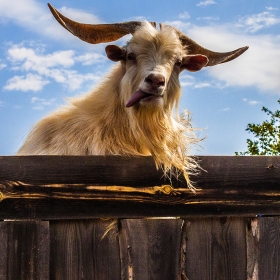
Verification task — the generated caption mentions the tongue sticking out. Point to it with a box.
[126,90,152,107]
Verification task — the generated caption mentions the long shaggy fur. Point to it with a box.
[18,23,200,189]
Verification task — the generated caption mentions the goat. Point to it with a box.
[18,3,248,189]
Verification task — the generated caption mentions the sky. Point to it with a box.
[0,0,280,156]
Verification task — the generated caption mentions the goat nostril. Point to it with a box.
[145,77,153,85]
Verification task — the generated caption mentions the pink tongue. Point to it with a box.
[126,90,151,107]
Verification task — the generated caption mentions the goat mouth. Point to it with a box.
[126,90,160,108]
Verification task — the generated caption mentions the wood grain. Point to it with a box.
[259,217,280,280]
[183,217,247,280]
[119,219,182,280]
[50,219,120,280]
[0,221,49,280]
[0,222,7,280]
[2,217,280,279]
[0,156,280,219]
[246,218,259,280]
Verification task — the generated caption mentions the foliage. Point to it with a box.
[236,99,280,155]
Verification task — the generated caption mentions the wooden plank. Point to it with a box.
[50,219,121,280]
[0,221,49,280]
[0,155,163,185]
[258,217,280,280]
[0,222,8,280]
[0,156,280,218]
[246,218,259,280]
[183,217,247,280]
[0,155,279,187]
[119,219,182,280]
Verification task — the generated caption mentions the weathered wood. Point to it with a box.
[1,218,280,279]
[0,221,50,280]
[0,156,280,219]
[50,219,121,280]
[246,218,259,280]
[119,219,182,280]
[183,217,247,280]
[1,156,280,279]
[0,222,7,280]
[0,156,163,185]
[259,217,280,280]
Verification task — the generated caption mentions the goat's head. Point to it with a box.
[109,23,209,113]
[48,3,248,116]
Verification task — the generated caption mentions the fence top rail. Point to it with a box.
[0,155,280,219]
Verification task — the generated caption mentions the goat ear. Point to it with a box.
[181,54,209,72]
[105,45,126,62]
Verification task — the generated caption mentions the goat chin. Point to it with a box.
[129,105,199,190]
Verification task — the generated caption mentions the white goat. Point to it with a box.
[18,4,248,189]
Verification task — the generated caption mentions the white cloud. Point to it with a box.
[126,16,147,22]
[249,100,259,105]
[221,108,230,111]
[180,74,215,89]
[197,0,216,7]
[58,6,100,24]
[181,81,194,87]
[31,97,56,110]
[209,34,280,93]
[4,43,105,92]
[183,24,280,94]
[179,12,191,20]
[266,7,278,11]
[0,59,7,70]
[243,98,260,106]
[194,82,212,89]
[164,21,191,31]
[237,11,280,33]
[75,53,106,65]
[4,74,49,92]
[0,0,44,24]
[8,45,75,72]
[61,71,101,91]
[197,16,219,21]
[180,74,195,87]
[0,63,6,70]
[0,0,102,42]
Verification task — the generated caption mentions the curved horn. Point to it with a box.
[160,24,249,66]
[48,3,154,44]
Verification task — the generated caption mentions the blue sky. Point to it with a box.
[0,0,280,155]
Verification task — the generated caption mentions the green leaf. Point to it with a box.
[237,99,280,155]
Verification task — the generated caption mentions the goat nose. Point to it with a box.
[145,73,165,88]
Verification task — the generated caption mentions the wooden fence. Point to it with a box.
[0,155,280,279]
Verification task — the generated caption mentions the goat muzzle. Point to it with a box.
[145,73,166,89]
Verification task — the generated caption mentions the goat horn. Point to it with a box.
[48,3,154,44]
[160,24,249,66]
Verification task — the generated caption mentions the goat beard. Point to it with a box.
[129,107,200,190]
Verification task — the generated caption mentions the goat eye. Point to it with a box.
[127,53,136,61]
